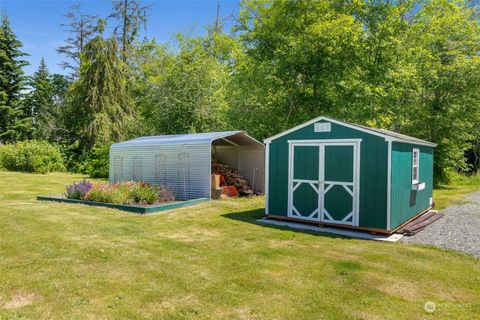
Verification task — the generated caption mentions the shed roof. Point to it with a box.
[111,131,264,148]
[264,116,437,147]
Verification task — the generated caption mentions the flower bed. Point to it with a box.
[38,179,208,214]
[65,180,174,205]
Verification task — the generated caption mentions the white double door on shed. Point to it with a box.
[287,140,360,226]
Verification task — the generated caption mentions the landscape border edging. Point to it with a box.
[36,196,210,214]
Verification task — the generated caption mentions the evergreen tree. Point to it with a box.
[24,58,56,140]
[57,4,98,78]
[68,23,133,149]
[109,0,150,63]
[48,73,71,144]
[0,14,29,141]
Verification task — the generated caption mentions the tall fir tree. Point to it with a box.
[49,73,71,143]
[0,14,29,142]
[68,22,133,150]
[57,4,98,78]
[24,58,56,140]
[109,0,150,63]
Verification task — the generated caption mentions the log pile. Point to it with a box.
[212,158,253,197]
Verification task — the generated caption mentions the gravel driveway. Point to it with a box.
[402,191,480,258]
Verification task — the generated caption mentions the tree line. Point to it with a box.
[1,0,480,181]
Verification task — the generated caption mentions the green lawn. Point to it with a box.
[0,171,479,319]
[433,174,480,210]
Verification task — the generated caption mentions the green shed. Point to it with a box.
[264,116,437,234]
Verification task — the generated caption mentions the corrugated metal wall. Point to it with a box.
[390,143,434,229]
[109,143,211,200]
[239,147,265,194]
[213,145,238,169]
[213,145,265,194]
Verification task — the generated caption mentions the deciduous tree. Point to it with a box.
[132,31,233,136]
[400,0,480,180]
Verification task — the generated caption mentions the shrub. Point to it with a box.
[0,144,4,170]
[157,186,175,203]
[84,184,118,203]
[0,140,66,174]
[129,182,161,204]
[65,179,94,200]
[78,143,111,178]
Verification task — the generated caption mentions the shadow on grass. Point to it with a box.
[221,208,346,239]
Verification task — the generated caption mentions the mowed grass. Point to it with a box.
[0,171,479,319]
[434,174,480,209]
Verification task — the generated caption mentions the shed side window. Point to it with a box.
[412,148,420,184]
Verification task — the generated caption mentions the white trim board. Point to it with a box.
[288,138,362,145]
[263,116,437,147]
[265,141,270,214]
[257,219,403,242]
[387,140,392,231]
[412,148,420,185]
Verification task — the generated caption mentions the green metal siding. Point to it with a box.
[292,146,320,219]
[268,120,389,229]
[390,143,434,229]
[324,145,353,182]
[293,146,319,180]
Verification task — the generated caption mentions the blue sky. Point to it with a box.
[1,0,240,75]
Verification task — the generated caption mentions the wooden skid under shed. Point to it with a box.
[265,205,435,235]
[396,210,444,236]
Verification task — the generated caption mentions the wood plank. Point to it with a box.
[397,210,444,235]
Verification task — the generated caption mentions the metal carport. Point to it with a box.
[109,131,265,200]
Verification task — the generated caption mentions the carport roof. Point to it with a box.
[111,131,264,148]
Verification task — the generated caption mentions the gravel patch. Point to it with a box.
[403,191,480,258]
[465,191,480,205]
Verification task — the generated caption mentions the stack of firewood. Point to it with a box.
[212,159,253,196]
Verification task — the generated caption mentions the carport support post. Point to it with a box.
[237,145,240,172]
[209,143,212,199]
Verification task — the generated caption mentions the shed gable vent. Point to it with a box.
[314,122,331,133]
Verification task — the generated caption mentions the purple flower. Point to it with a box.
[65,179,94,199]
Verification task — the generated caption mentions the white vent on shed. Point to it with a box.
[314,122,331,132]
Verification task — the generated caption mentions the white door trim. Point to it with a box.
[386,140,392,230]
[287,142,321,222]
[288,139,362,145]
[265,141,270,214]
[288,140,361,226]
